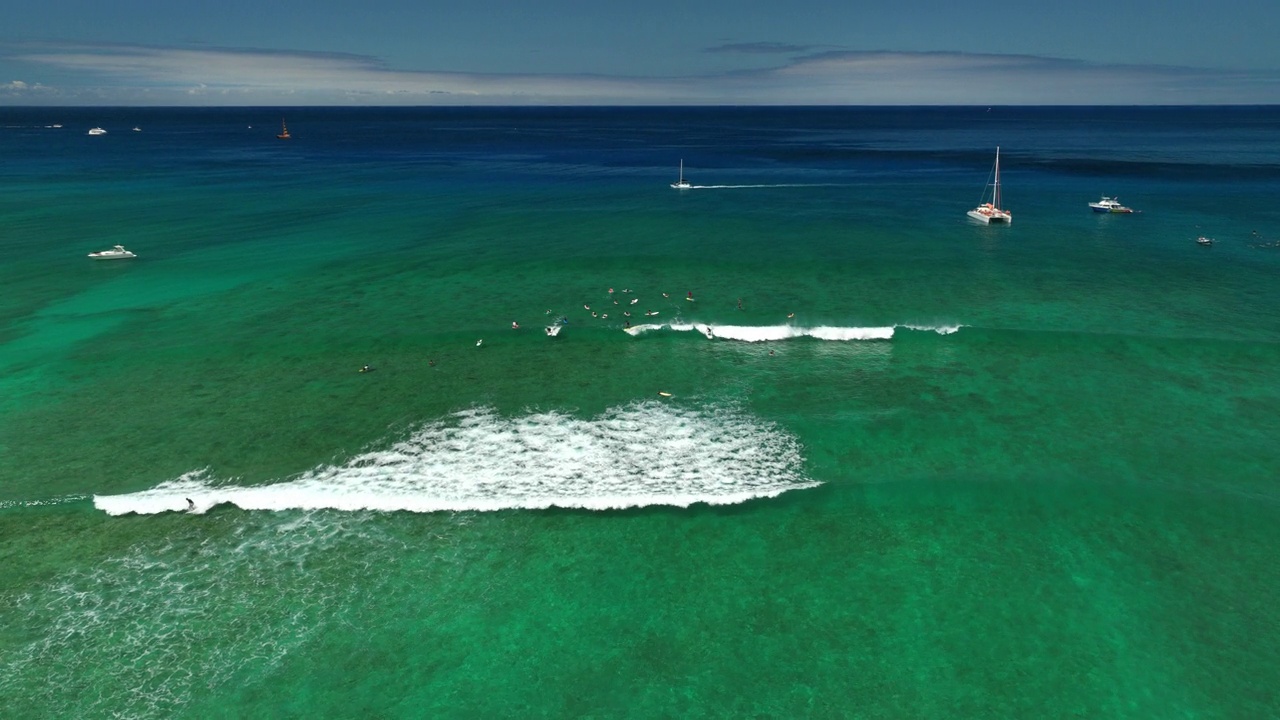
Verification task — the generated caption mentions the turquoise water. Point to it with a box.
[2,107,1280,717]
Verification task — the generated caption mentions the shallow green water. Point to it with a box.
[2,107,1280,718]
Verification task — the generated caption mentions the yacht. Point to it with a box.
[1089,196,1135,213]
[967,147,1011,224]
[88,127,107,135]
[671,159,692,189]
[87,245,137,260]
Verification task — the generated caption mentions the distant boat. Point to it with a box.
[88,245,136,260]
[276,118,291,140]
[967,147,1012,225]
[87,127,107,136]
[1197,236,1214,246]
[1089,196,1135,213]
[132,127,141,132]
[671,159,691,189]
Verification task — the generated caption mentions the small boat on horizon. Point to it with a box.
[1089,196,1136,213]
[276,118,291,140]
[671,159,692,189]
[967,147,1011,225]
[88,245,136,260]
[1197,236,1214,246]
[87,127,107,136]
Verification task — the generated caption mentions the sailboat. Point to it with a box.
[276,118,291,140]
[671,159,692,189]
[968,147,1012,224]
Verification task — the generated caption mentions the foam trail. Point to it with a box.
[0,494,90,510]
[624,322,895,341]
[685,183,843,189]
[95,403,818,516]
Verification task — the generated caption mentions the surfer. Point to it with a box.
[476,339,483,347]
[512,321,520,330]
[429,359,436,367]
[186,498,195,511]
[359,365,374,373]
[737,298,742,310]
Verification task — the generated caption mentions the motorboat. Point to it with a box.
[967,147,1011,224]
[671,159,692,189]
[88,245,137,260]
[87,127,107,135]
[1089,196,1135,213]
[1196,236,1214,246]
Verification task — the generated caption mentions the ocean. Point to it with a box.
[2,106,1279,718]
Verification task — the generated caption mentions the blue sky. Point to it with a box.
[3,0,1279,105]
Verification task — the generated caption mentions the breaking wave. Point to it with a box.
[94,402,818,516]
[622,322,962,341]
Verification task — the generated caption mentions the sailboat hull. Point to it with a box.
[968,207,1012,224]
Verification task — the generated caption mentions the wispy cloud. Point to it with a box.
[4,43,1279,105]
[705,42,818,55]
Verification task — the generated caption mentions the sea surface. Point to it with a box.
[2,106,1279,718]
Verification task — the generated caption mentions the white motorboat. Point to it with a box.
[967,147,1012,224]
[671,159,692,189]
[1196,236,1214,246]
[1089,196,1135,213]
[88,127,107,135]
[88,245,136,260]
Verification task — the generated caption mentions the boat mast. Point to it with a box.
[994,146,1001,210]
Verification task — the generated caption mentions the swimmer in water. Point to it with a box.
[512,321,520,330]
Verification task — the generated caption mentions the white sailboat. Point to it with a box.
[671,159,691,189]
[968,147,1012,224]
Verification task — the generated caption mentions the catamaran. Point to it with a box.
[968,147,1012,224]
[671,160,691,189]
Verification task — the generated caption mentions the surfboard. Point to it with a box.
[658,392,672,397]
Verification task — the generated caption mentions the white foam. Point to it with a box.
[624,322,895,342]
[94,403,818,516]
[901,323,964,335]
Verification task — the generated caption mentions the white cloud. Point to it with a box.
[5,43,1279,105]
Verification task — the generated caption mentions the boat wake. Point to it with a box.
[622,322,961,341]
[682,183,840,190]
[94,402,818,516]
